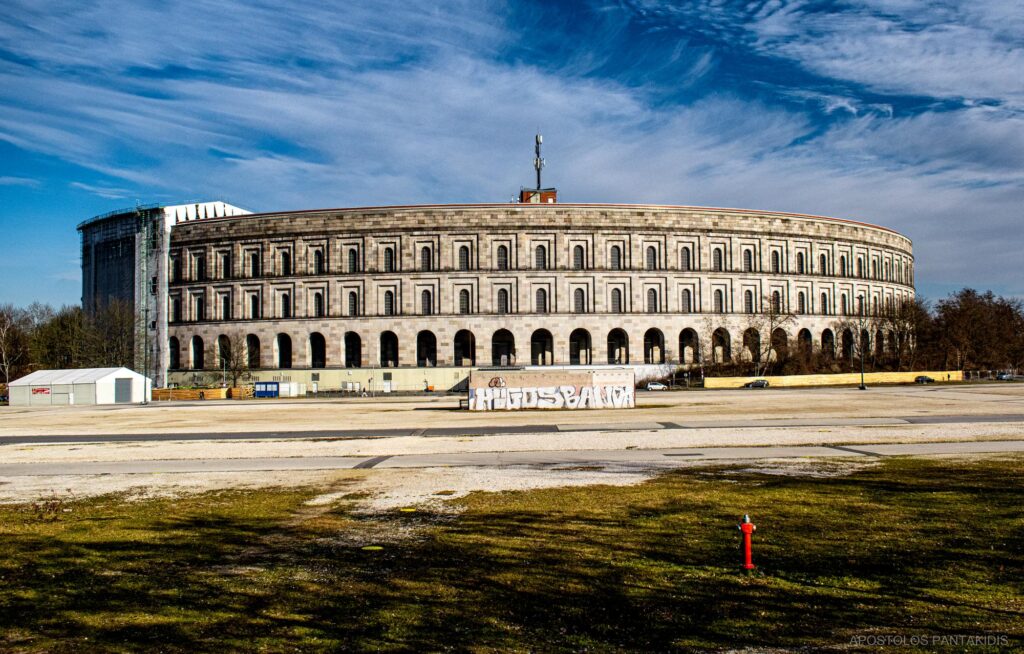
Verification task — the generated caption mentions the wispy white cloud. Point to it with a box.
[69,181,133,200]
[0,0,1021,299]
[0,175,39,187]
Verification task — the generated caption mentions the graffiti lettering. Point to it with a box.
[468,384,635,411]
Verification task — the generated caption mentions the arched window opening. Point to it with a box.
[276,334,292,369]
[281,293,291,319]
[459,289,471,314]
[569,328,592,365]
[771,291,781,313]
[646,246,658,270]
[417,331,437,367]
[573,288,586,313]
[421,290,433,316]
[798,292,806,314]
[771,251,781,273]
[535,244,547,270]
[492,329,516,366]
[458,245,470,271]
[712,328,731,363]
[344,332,362,368]
[743,250,753,272]
[246,334,260,369]
[644,328,665,364]
[714,289,725,313]
[610,245,622,270]
[348,248,359,273]
[821,293,830,315]
[497,289,510,314]
[797,252,805,274]
[348,291,358,316]
[535,288,547,313]
[249,294,259,319]
[819,253,827,275]
[313,292,324,318]
[280,251,291,276]
[611,288,622,313]
[191,335,204,369]
[681,289,692,313]
[573,245,585,270]
[420,246,432,272]
[840,256,847,276]
[314,250,325,275]
[453,330,475,366]
[744,290,754,314]
[168,337,180,370]
[383,247,395,273]
[680,329,700,364]
[380,331,399,367]
[384,290,395,316]
[194,295,205,321]
[681,247,691,271]
[530,329,554,365]
[713,248,723,271]
[310,333,326,369]
[647,288,658,313]
[497,245,509,270]
[221,295,231,320]
[607,329,629,364]
[249,252,259,277]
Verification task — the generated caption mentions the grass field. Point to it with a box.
[1,457,1022,652]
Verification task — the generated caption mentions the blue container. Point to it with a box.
[254,382,279,398]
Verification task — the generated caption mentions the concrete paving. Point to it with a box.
[2,412,1023,446]
[3,439,1022,477]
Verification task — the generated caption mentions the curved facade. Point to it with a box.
[162,203,914,388]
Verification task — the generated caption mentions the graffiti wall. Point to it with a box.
[467,369,635,411]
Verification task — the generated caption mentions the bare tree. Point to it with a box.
[740,294,797,376]
[0,304,29,386]
[221,333,250,387]
[85,299,136,368]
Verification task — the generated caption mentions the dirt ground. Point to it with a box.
[2,383,1023,437]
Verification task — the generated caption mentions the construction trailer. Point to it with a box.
[7,368,152,406]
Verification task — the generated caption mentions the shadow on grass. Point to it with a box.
[1,458,1022,652]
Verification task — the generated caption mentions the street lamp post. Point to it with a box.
[858,307,868,391]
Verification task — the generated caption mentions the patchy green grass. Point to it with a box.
[1,457,1022,652]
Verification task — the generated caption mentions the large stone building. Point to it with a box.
[81,190,914,391]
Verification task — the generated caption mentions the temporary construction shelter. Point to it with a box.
[8,368,152,406]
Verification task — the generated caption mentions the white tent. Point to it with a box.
[8,368,152,406]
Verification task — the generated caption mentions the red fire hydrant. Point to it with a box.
[737,514,757,571]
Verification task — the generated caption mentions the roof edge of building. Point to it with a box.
[187,202,910,241]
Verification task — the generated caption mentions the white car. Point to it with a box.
[645,382,668,391]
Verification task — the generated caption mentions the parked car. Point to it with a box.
[743,379,770,389]
[996,372,1014,381]
[915,375,935,384]
[645,382,668,391]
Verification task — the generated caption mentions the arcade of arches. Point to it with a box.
[172,324,887,371]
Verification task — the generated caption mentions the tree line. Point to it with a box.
[2,288,1022,388]
[707,288,1024,378]
[0,300,135,387]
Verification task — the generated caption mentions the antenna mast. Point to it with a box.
[534,133,544,189]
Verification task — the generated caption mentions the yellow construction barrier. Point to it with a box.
[703,370,962,389]
[152,388,229,401]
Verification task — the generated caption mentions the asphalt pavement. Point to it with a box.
[2,439,1022,477]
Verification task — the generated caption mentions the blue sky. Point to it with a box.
[1,0,1021,307]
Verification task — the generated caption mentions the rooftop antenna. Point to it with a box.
[534,133,545,189]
